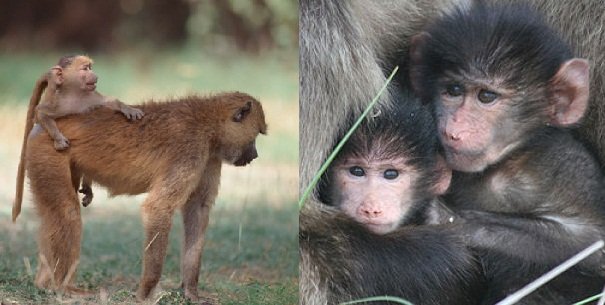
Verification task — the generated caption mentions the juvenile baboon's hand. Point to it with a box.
[121,107,145,120]
[54,136,70,151]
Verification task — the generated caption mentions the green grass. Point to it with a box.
[0,199,298,305]
[0,50,298,304]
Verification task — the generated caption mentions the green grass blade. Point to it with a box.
[340,296,414,305]
[298,66,399,209]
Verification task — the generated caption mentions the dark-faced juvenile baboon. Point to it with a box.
[411,3,605,303]
[13,55,144,218]
[23,92,266,301]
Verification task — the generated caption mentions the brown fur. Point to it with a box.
[13,55,144,220]
[24,92,266,301]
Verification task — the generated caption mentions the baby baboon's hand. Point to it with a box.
[79,185,93,207]
[121,106,145,120]
[54,136,70,151]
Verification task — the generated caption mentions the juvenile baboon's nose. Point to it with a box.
[359,203,383,218]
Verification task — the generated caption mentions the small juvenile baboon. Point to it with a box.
[411,3,605,303]
[13,55,144,219]
[319,96,453,234]
[22,92,266,301]
[34,55,144,149]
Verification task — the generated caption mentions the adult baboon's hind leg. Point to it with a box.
[27,151,82,292]
[180,159,222,301]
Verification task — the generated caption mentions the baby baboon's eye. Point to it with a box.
[383,169,399,180]
[349,166,365,177]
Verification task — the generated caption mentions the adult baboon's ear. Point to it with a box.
[233,101,252,122]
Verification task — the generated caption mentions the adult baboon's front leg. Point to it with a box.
[180,159,222,300]
[136,173,201,301]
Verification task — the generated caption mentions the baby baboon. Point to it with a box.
[319,95,453,234]
[13,55,144,218]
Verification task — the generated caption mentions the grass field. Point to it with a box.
[0,49,298,305]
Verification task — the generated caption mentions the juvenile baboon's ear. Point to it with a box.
[233,101,252,122]
[50,65,64,85]
[549,58,590,126]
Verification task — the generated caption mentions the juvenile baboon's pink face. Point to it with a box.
[332,157,418,234]
[64,56,98,91]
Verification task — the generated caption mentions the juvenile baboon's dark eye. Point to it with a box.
[383,169,399,180]
[478,89,498,104]
[445,84,464,96]
[349,166,365,177]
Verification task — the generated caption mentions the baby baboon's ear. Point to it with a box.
[50,65,64,85]
[233,101,252,122]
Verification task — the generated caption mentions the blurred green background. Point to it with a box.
[0,1,298,304]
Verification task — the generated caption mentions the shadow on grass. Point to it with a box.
[0,201,298,305]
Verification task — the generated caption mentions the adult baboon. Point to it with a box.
[24,92,266,301]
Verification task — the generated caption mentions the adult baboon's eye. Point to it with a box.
[349,166,365,177]
[445,84,464,96]
[383,169,399,180]
[478,89,498,104]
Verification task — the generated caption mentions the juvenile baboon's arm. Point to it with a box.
[35,104,70,150]
[102,97,144,120]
